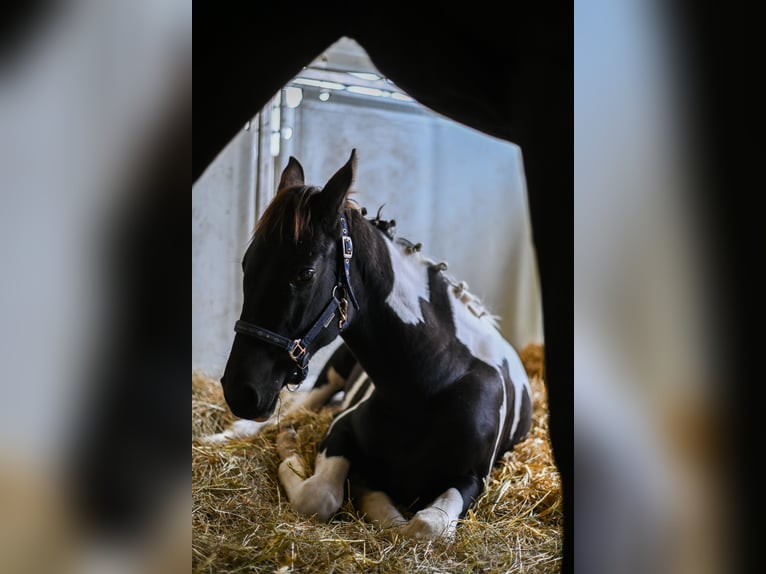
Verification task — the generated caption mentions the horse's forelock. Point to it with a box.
[254,186,319,242]
[254,186,360,243]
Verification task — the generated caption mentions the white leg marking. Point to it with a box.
[398,487,464,539]
[325,366,349,394]
[200,373,348,445]
[277,434,350,522]
[358,490,407,529]
[301,368,346,411]
[357,381,374,404]
[326,386,373,436]
[198,419,269,444]
[339,370,375,411]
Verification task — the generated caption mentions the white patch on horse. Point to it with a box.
[398,487,464,539]
[508,372,525,439]
[278,444,350,522]
[383,239,430,324]
[383,233,530,451]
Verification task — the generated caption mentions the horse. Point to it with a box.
[220,150,533,538]
[195,8,571,567]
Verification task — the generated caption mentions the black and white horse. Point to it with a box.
[221,151,532,538]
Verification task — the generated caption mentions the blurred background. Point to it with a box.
[575,2,734,573]
[1,1,190,573]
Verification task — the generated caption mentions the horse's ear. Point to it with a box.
[318,149,357,216]
[278,156,305,190]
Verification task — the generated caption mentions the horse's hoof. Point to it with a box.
[397,509,451,539]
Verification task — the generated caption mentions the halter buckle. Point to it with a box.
[288,339,307,364]
[342,236,353,259]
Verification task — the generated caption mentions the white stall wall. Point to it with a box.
[193,83,543,379]
[192,124,259,376]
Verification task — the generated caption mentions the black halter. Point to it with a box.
[233,212,360,383]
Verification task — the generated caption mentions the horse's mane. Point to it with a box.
[366,209,499,327]
[391,235,501,329]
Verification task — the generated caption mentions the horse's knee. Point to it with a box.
[292,477,343,522]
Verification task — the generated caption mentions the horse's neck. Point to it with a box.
[341,219,457,394]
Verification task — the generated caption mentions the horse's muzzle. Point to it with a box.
[220,376,280,421]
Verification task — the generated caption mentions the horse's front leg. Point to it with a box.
[397,477,482,539]
[276,429,350,522]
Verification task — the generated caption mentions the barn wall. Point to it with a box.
[192,123,259,376]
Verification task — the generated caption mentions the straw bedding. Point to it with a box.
[192,344,561,573]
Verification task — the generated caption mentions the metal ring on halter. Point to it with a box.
[332,285,349,329]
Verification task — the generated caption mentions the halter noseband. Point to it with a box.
[233,212,360,384]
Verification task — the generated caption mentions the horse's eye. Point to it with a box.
[296,267,316,283]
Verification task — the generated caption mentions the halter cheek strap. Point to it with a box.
[233,211,359,383]
[339,213,359,309]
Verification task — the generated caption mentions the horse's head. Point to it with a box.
[221,151,358,421]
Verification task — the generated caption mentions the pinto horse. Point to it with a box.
[221,150,532,537]
[195,5,571,567]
